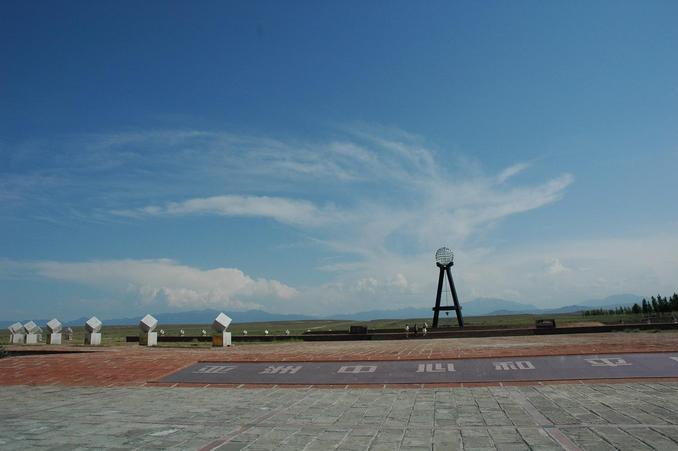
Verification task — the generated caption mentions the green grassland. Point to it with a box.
[1,311,664,347]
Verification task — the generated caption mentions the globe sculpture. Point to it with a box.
[435,247,454,266]
[432,247,464,329]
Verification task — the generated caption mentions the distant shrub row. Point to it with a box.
[583,293,678,316]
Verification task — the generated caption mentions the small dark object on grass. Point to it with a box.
[349,325,368,334]
[0,345,7,359]
[536,319,556,329]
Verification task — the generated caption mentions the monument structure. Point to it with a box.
[24,321,42,344]
[139,314,158,347]
[212,312,232,347]
[8,322,25,344]
[46,318,63,345]
[431,247,464,328]
[84,316,102,345]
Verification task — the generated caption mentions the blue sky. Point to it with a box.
[1,1,677,320]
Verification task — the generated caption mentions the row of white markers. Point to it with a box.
[7,316,102,345]
[137,312,233,347]
[7,312,234,347]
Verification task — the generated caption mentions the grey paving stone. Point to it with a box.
[589,426,653,451]
[3,383,678,450]
[624,427,678,449]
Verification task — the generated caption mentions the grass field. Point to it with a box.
[2,311,668,347]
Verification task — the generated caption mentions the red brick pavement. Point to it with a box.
[2,332,678,388]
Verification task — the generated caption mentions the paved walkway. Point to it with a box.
[3,331,678,387]
[3,383,678,450]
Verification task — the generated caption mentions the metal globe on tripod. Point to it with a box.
[432,247,464,329]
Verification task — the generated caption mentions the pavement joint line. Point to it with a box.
[650,426,678,447]
[624,426,677,449]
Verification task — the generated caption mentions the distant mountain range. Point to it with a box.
[542,294,644,314]
[0,293,642,328]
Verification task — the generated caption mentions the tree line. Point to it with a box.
[582,293,678,316]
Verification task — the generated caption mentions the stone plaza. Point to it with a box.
[3,383,678,450]
[2,332,678,449]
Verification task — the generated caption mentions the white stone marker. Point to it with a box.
[8,322,26,344]
[24,321,41,345]
[212,312,232,347]
[138,314,158,347]
[46,318,63,345]
[84,316,102,345]
[36,326,44,343]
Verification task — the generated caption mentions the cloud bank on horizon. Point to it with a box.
[2,126,677,318]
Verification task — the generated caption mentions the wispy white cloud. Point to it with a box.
[99,128,572,257]
[496,162,531,184]
[113,195,344,227]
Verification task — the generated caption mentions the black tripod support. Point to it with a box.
[432,262,464,328]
